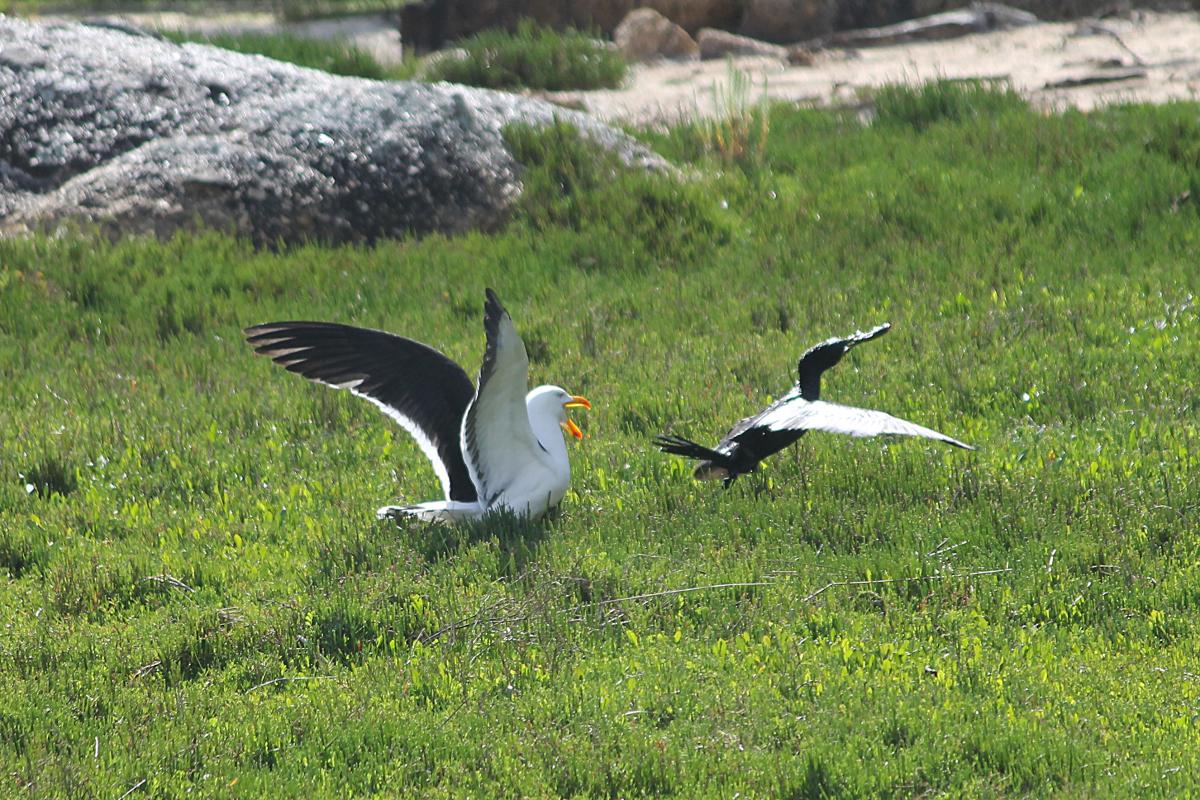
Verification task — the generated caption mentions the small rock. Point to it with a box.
[530,91,589,112]
[613,8,700,62]
[787,47,817,66]
[401,0,741,52]
[696,28,788,60]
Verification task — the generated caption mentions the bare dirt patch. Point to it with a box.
[555,10,1200,124]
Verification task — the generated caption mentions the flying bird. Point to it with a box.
[655,323,972,485]
[245,289,590,523]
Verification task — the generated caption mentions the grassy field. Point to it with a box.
[2,84,1200,796]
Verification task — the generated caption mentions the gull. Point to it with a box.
[245,289,590,522]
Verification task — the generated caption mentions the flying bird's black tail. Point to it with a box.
[654,434,741,486]
[654,434,724,461]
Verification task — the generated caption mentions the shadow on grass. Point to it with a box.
[385,507,551,578]
[21,454,77,498]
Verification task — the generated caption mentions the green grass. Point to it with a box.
[160,29,420,81]
[871,78,1029,130]
[3,83,1200,796]
[424,20,627,91]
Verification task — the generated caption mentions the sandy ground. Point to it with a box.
[559,10,1200,124]
[42,9,1200,124]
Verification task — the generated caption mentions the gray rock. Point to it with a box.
[613,8,700,62]
[697,27,789,59]
[0,16,665,245]
[819,3,1039,47]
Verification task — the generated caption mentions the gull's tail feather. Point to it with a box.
[377,501,483,524]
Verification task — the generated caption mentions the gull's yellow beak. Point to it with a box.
[562,395,590,440]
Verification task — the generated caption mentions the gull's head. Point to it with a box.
[528,385,591,440]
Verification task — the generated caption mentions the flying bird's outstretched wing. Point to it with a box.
[461,290,544,506]
[244,321,479,502]
[751,399,974,450]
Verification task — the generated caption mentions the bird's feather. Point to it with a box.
[756,399,974,449]
[244,321,479,502]
[462,290,546,506]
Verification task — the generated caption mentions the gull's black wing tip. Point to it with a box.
[242,321,324,353]
[243,321,282,340]
[481,288,511,335]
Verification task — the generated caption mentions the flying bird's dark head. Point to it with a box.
[796,321,892,401]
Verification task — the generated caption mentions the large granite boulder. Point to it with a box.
[0,16,665,245]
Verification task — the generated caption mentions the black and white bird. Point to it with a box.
[655,323,972,486]
[245,289,590,523]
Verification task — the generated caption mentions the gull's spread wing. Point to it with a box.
[245,321,479,502]
[461,290,546,506]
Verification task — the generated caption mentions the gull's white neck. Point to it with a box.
[527,397,570,479]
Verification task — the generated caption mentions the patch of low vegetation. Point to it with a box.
[504,120,729,267]
[648,61,774,171]
[424,20,627,91]
[2,83,1200,796]
[161,29,420,81]
[871,77,1028,130]
[698,61,773,169]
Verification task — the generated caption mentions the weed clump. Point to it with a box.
[425,21,626,91]
[645,62,774,173]
[504,120,728,267]
[21,455,77,498]
[873,79,1027,130]
[700,62,772,169]
[0,528,51,579]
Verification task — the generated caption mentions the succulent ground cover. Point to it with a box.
[2,84,1199,796]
